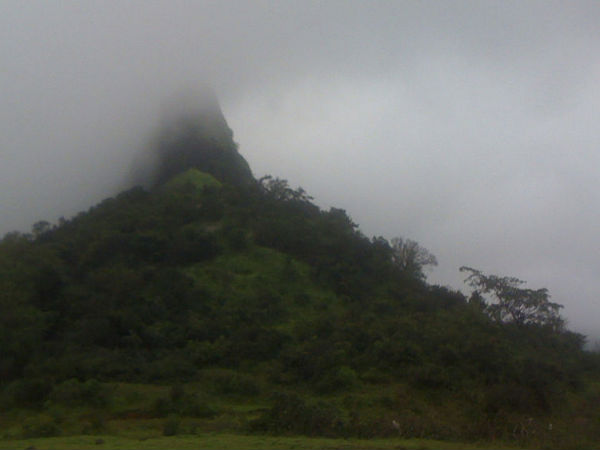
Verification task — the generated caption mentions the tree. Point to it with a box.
[390,237,438,279]
[460,266,564,329]
[31,220,51,240]
[258,175,313,203]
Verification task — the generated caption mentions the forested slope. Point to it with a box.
[1,103,598,448]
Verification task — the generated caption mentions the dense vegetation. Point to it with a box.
[1,103,598,448]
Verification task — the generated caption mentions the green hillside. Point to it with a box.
[1,104,599,449]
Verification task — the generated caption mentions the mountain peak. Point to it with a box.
[153,88,253,187]
[157,86,222,129]
[129,87,253,188]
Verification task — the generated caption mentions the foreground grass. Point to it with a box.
[3,380,594,449]
[0,433,523,450]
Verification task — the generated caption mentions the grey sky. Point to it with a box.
[1,1,599,341]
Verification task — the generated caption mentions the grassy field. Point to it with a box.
[1,380,594,449]
[0,433,524,450]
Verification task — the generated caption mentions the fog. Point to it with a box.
[1,1,599,341]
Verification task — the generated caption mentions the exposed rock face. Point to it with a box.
[151,88,253,187]
[128,87,253,189]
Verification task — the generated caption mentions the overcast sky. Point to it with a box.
[1,1,599,342]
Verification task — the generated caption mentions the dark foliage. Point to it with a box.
[0,110,595,443]
[150,100,253,187]
[251,392,345,436]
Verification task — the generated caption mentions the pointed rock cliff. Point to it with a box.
[149,88,253,187]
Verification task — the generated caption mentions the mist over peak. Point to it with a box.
[157,86,222,128]
[1,1,599,341]
[127,87,253,189]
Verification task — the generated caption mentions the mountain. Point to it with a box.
[127,87,253,188]
[1,98,598,447]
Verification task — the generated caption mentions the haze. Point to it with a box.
[1,1,599,342]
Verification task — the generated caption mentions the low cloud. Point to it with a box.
[1,1,599,339]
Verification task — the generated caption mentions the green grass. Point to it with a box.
[162,168,222,191]
[0,433,525,450]
[184,244,341,321]
[1,378,593,449]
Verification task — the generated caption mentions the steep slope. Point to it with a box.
[126,89,253,189]
[151,89,253,187]
[0,106,598,446]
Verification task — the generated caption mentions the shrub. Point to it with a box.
[484,384,540,415]
[145,355,196,381]
[408,364,452,389]
[180,394,217,418]
[153,384,216,418]
[225,227,248,250]
[48,378,109,407]
[80,411,107,434]
[251,392,345,437]
[1,378,52,408]
[21,414,59,438]
[153,397,171,417]
[167,229,221,264]
[163,414,180,436]
[209,370,261,396]
[314,366,359,394]
[169,383,185,403]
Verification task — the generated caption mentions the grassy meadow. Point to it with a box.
[1,380,595,450]
[0,434,526,450]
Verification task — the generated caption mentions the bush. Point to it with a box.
[314,366,359,394]
[163,414,180,436]
[180,394,217,418]
[1,378,52,408]
[251,392,345,437]
[209,370,261,396]
[153,384,216,418]
[408,364,452,389]
[80,411,107,434]
[224,226,248,250]
[169,383,185,403]
[48,378,109,407]
[167,229,221,264]
[21,414,59,438]
[153,397,171,417]
[145,355,196,381]
[484,384,540,415]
